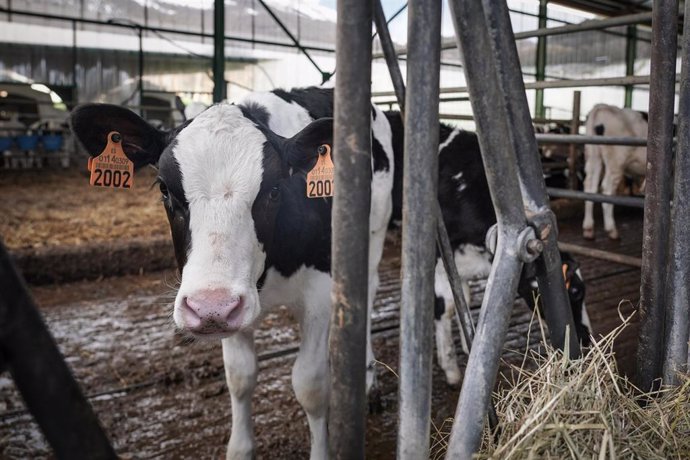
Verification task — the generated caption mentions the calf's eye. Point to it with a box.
[269,186,280,201]
[159,181,170,200]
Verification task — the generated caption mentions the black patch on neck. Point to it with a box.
[638,111,649,123]
[372,136,390,173]
[239,102,271,128]
[252,141,332,278]
[272,87,334,121]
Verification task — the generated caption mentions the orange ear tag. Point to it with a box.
[306,144,334,198]
[88,131,134,189]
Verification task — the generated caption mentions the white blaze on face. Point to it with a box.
[171,103,267,330]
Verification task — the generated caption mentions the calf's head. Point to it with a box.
[71,103,333,338]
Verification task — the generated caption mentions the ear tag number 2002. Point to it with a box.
[306,144,334,198]
[88,131,134,189]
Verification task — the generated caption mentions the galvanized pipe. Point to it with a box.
[557,242,643,268]
[397,1,441,458]
[480,0,580,358]
[535,134,648,146]
[662,0,690,386]
[0,241,117,460]
[446,0,531,456]
[546,187,645,208]
[569,91,582,190]
[373,0,406,114]
[328,0,373,456]
[374,10,663,59]
[637,0,679,392]
[373,0,498,431]
[372,74,679,98]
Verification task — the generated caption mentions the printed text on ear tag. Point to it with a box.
[306,144,334,198]
[88,131,134,189]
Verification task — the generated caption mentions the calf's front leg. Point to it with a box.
[222,331,258,460]
[293,292,331,460]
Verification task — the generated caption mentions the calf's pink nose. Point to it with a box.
[181,289,244,332]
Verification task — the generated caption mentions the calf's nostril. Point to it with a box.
[181,296,202,329]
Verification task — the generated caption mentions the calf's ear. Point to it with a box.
[283,117,334,170]
[70,104,168,168]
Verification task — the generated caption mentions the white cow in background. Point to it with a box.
[582,104,648,240]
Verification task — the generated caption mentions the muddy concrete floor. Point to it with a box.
[0,209,643,459]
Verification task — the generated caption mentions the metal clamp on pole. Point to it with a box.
[446,0,537,457]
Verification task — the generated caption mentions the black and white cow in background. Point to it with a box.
[72,87,394,460]
[386,113,592,385]
[71,86,591,457]
[582,104,648,240]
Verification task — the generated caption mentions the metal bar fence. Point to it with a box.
[397,2,441,457]
[480,0,581,358]
[0,241,117,459]
[328,0,373,457]
[445,0,540,456]
[372,0,499,433]
[662,0,690,385]
[637,0,679,392]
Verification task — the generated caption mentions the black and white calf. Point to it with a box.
[582,104,648,240]
[387,113,592,385]
[71,87,394,460]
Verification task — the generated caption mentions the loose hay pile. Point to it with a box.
[432,312,690,459]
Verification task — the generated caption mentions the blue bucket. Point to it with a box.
[0,137,12,151]
[17,134,39,151]
[42,134,63,152]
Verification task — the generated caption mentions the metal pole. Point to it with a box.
[446,0,536,456]
[625,25,638,108]
[0,241,117,460]
[546,187,645,208]
[213,0,226,103]
[480,0,580,358]
[385,11,659,58]
[397,1,441,458]
[372,1,499,429]
[535,0,548,119]
[557,242,643,268]
[373,0,406,114]
[568,91,581,190]
[373,74,680,97]
[637,0,679,392]
[138,25,144,116]
[535,133,648,146]
[255,0,331,82]
[328,0,372,456]
[662,0,690,386]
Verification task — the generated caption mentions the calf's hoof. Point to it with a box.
[607,229,620,240]
[444,367,462,387]
[582,228,595,240]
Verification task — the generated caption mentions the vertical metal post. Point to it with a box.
[534,0,548,118]
[0,242,117,460]
[138,25,144,115]
[569,91,581,190]
[213,0,226,103]
[480,0,580,357]
[637,0,678,392]
[446,0,535,456]
[624,25,638,108]
[328,0,372,457]
[397,1,441,458]
[662,0,690,385]
[72,20,78,102]
[373,2,498,428]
